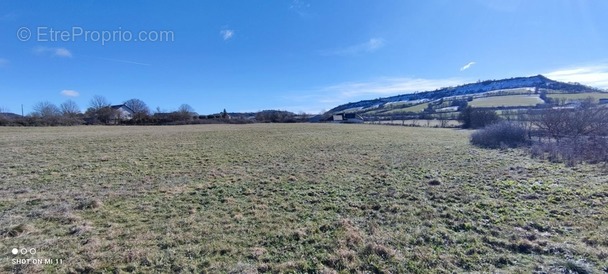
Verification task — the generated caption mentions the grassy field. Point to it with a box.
[469,95,544,108]
[1,124,607,273]
[548,92,608,103]
[371,120,461,128]
[380,103,429,114]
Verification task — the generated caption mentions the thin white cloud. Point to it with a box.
[97,57,150,66]
[220,29,234,40]
[0,12,18,21]
[60,90,80,97]
[54,48,72,57]
[545,64,608,89]
[460,61,476,71]
[289,0,312,17]
[248,105,323,115]
[34,47,72,58]
[321,77,466,98]
[284,76,468,112]
[320,38,386,56]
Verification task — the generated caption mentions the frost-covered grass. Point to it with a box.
[1,124,607,273]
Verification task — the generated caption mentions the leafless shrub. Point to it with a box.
[533,99,608,141]
[528,136,608,166]
[512,99,608,165]
[471,121,529,149]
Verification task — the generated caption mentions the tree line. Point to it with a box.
[0,95,310,126]
[468,98,608,165]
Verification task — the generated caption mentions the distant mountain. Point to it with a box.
[0,112,22,119]
[325,75,601,115]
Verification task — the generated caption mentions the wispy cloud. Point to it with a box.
[220,29,234,40]
[289,0,312,17]
[320,77,465,98]
[460,61,476,71]
[320,38,386,56]
[60,90,80,97]
[0,58,8,67]
[97,57,150,66]
[34,47,72,58]
[545,64,608,89]
[54,48,72,57]
[0,12,18,21]
[284,76,467,112]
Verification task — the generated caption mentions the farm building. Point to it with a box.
[332,113,364,123]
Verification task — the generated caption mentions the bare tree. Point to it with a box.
[530,100,608,165]
[177,104,196,121]
[32,101,61,118]
[86,95,114,124]
[178,104,195,114]
[535,98,608,141]
[438,112,449,128]
[89,95,110,110]
[58,100,83,125]
[517,110,535,140]
[60,100,80,117]
[566,99,608,138]
[0,106,9,125]
[534,108,569,142]
[31,101,61,125]
[124,98,150,123]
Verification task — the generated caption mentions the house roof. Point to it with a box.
[111,104,134,112]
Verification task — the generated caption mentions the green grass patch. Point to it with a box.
[379,103,429,114]
[469,95,543,108]
[547,92,608,102]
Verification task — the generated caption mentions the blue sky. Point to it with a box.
[1,0,608,115]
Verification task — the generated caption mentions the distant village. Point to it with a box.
[0,96,312,126]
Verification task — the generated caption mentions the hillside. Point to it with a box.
[0,112,22,119]
[325,75,601,117]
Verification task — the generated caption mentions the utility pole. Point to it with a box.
[21,104,24,116]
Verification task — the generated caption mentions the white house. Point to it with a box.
[110,104,134,124]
